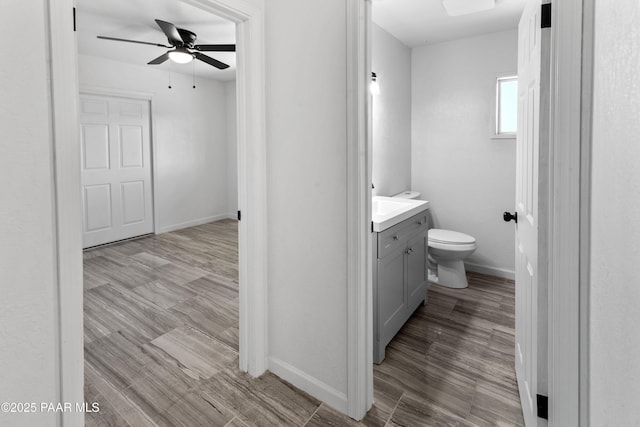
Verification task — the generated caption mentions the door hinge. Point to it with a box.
[237,210,241,221]
[537,394,549,420]
[73,7,76,31]
[541,3,552,28]
[371,221,374,233]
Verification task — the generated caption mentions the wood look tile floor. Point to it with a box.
[84,220,523,426]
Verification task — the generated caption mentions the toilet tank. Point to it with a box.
[392,190,421,200]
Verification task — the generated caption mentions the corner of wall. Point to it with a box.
[268,357,348,414]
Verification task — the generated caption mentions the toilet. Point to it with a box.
[392,190,477,289]
[427,229,476,289]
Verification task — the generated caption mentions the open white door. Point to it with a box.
[80,94,153,248]
[513,1,551,425]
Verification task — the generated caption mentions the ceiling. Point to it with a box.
[372,0,526,48]
[76,0,236,81]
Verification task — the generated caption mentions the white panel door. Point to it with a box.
[515,1,550,425]
[80,95,153,248]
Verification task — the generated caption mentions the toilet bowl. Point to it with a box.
[428,229,477,289]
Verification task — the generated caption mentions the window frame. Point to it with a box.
[492,74,518,139]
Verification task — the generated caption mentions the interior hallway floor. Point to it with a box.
[83,220,523,426]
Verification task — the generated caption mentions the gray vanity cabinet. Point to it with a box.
[373,210,429,364]
[376,249,406,353]
[406,232,428,311]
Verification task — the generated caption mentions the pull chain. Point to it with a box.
[192,61,196,89]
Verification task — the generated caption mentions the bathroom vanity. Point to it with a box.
[373,208,429,364]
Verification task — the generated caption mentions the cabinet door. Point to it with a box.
[377,248,406,345]
[406,232,427,311]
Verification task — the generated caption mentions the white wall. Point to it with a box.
[0,3,60,426]
[372,24,412,197]
[78,55,235,233]
[411,30,518,278]
[590,1,640,424]
[225,81,238,213]
[266,0,349,411]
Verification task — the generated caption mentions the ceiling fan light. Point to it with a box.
[168,48,194,64]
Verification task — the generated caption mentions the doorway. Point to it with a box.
[362,0,586,424]
[49,0,267,422]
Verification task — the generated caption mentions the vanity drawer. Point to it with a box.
[377,211,428,258]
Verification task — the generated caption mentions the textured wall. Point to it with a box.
[0,3,61,426]
[590,0,640,424]
[266,0,349,407]
[411,30,518,277]
[225,81,238,213]
[372,24,412,197]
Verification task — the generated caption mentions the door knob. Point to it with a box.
[503,211,518,223]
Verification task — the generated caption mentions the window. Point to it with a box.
[495,76,518,136]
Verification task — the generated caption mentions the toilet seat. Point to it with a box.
[428,229,475,244]
[428,229,477,251]
[429,241,477,251]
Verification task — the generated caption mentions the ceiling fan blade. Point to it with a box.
[194,44,236,52]
[194,52,230,69]
[97,35,170,48]
[155,19,184,45]
[148,52,170,65]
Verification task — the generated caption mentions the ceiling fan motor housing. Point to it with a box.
[177,28,197,48]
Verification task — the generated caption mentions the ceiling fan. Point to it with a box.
[97,19,235,69]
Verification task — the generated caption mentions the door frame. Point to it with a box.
[547,0,592,425]
[78,88,157,245]
[351,0,591,424]
[49,1,267,425]
[346,0,373,419]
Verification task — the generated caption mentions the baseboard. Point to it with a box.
[465,262,515,280]
[269,357,348,415]
[157,213,236,234]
